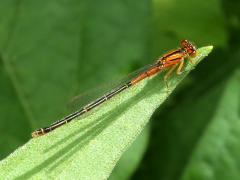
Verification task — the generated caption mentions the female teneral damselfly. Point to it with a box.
[32,39,197,138]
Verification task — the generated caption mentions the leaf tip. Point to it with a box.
[205,45,214,53]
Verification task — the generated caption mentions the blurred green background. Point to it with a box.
[0,0,240,179]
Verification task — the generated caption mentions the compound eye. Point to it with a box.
[180,39,188,47]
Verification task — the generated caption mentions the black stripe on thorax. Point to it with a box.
[163,49,181,59]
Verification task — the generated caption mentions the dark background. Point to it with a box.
[0,0,239,179]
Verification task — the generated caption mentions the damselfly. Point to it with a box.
[32,39,197,137]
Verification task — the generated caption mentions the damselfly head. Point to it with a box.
[181,39,197,57]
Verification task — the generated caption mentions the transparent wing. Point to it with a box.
[67,63,157,112]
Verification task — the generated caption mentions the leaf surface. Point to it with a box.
[0,0,150,163]
[181,70,240,180]
[0,46,212,179]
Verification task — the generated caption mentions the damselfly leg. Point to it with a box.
[32,39,197,138]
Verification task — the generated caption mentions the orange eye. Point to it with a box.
[180,39,189,47]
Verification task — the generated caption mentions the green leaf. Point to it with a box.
[0,1,152,179]
[109,126,150,180]
[134,63,240,180]
[181,70,240,180]
[0,46,212,179]
[135,82,227,180]
[0,0,151,160]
